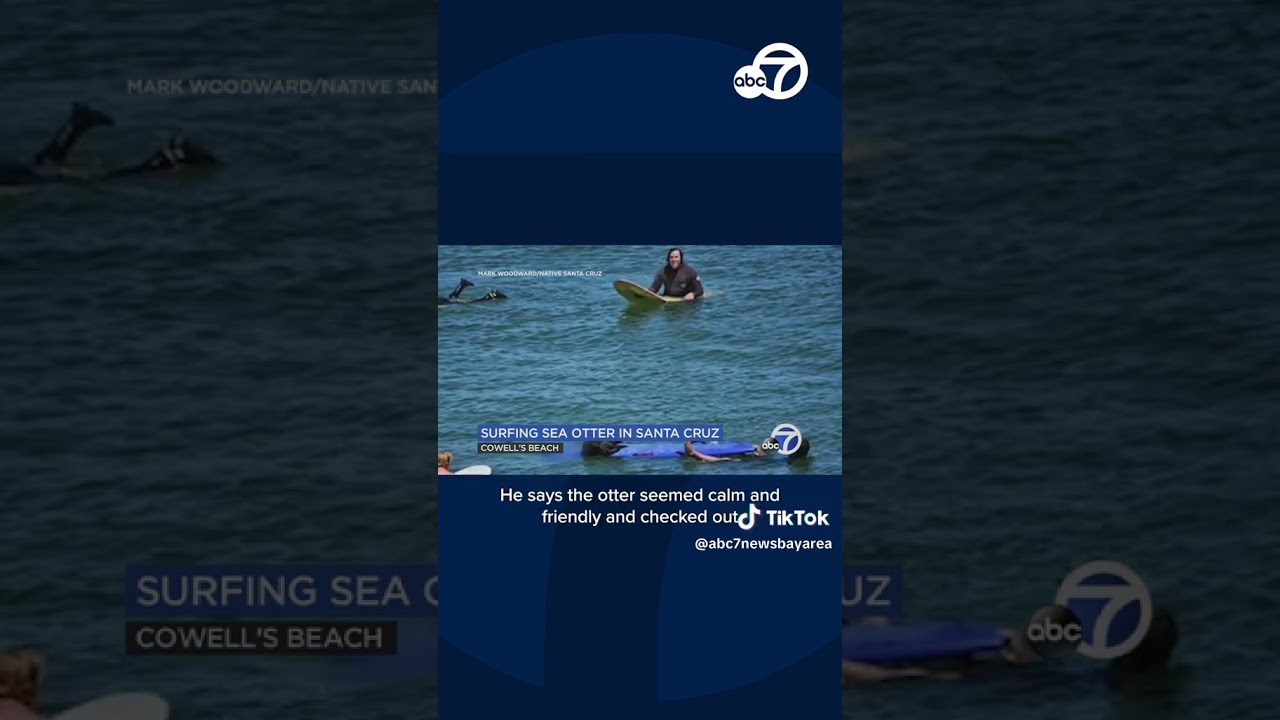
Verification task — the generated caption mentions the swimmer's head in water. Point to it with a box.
[764,436,810,460]
[141,136,219,173]
[0,649,45,708]
[582,441,622,457]
[437,451,452,470]
[666,247,683,270]
[1109,609,1178,676]
[167,135,219,166]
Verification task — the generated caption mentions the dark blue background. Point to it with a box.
[439,3,838,98]
[440,475,841,718]
[439,1,841,714]
[439,0,840,245]
[441,155,838,244]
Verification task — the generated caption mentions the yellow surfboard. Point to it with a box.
[613,279,681,307]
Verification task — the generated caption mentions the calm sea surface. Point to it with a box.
[2,0,1277,718]
[2,1,436,717]
[845,2,1279,718]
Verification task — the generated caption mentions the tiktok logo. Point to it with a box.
[737,503,761,530]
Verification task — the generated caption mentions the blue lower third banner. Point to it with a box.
[478,425,725,442]
[124,621,398,656]
[124,564,438,618]
[440,474,841,719]
[843,564,904,619]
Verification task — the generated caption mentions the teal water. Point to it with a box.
[844,2,1279,718]
[437,245,843,476]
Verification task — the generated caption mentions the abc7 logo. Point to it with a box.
[733,43,808,100]
[1049,559,1153,660]
[733,67,770,94]
[1024,605,1084,659]
[761,424,802,455]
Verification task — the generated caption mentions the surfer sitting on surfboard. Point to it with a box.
[681,438,811,463]
[0,649,45,719]
[438,279,507,306]
[438,451,453,475]
[648,248,703,301]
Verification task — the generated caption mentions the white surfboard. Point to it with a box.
[453,465,492,475]
[52,693,169,720]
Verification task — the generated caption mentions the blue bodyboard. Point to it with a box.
[842,623,1006,663]
[610,442,757,459]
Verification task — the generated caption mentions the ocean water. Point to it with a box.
[437,244,843,476]
[1,1,437,718]
[2,0,1278,718]
[845,1,1279,718]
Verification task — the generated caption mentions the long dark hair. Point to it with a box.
[1106,608,1179,686]
[786,437,811,461]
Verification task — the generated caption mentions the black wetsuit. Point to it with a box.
[0,163,43,186]
[1,104,216,187]
[1,103,114,187]
[100,143,216,179]
[438,278,506,305]
[438,291,505,306]
[650,264,703,298]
